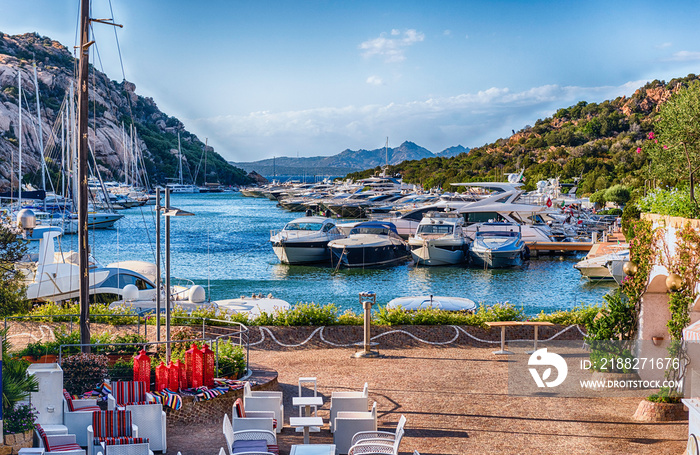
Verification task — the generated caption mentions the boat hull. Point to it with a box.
[409,241,468,266]
[272,240,331,264]
[329,243,410,268]
[469,249,524,268]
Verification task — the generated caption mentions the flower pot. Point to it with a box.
[38,354,57,363]
[651,336,664,346]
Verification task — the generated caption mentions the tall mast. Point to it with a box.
[18,70,22,207]
[204,138,208,186]
[77,0,91,352]
[33,61,45,209]
[178,132,183,185]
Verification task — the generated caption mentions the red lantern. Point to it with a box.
[133,350,151,390]
[175,360,187,390]
[201,344,215,387]
[155,361,168,392]
[185,344,203,389]
[166,361,180,391]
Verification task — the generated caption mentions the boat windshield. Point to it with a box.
[418,224,454,235]
[285,222,323,231]
[350,227,389,235]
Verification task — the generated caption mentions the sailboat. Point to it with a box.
[167,132,200,193]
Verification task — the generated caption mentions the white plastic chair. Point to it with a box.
[36,426,85,455]
[334,402,377,455]
[243,382,284,433]
[330,382,369,433]
[86,411,141,455]
[232,398,275,433]
[95,443,152,455]
[107,382,167,452]
[348,426,404,455]
[351,415,406,447]
[224,414,278,455]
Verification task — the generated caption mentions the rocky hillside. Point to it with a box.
[231,141,469,176]
[0,32,250,190]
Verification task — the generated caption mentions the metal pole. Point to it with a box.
[165,188,171,362]
[33,61,45,211]
[78,0,91,353]
[155,187,161,341]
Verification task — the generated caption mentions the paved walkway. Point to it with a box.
[168,345,688,455]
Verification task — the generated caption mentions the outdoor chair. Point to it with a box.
[94,443,152,455]
[36,424,85,455]
[232,398,276,433]
[333,401,377,455]
[242,382,284,433]
[107,381,167,452]
[62,389,105,447]
[347,425,404,455]
[351,415,406,447]
[86,410,146,455]
[223,414,278,455]
[330,382,369,433]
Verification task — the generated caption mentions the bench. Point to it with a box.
[484,321,554,355]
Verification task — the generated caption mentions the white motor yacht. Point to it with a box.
[387,295,477,311]
[469,222,527,268]
[408,212,470,265]
[270,216,345,264]
[574,244,629,280]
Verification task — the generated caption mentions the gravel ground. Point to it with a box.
[167,345,688,455]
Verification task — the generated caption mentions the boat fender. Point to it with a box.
[189,285,206,303]
[523,246,531,260]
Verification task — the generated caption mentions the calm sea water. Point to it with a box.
[60,192,616,316]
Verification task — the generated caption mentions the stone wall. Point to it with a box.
[0,430,33,455]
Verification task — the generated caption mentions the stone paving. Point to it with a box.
[167,345,689,455]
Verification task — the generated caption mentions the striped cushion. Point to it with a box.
[98,437,148,446]
[233,398,246,418]
[114,381,148,405]
[92,410,133,438]
[63,390,75,412]
[36,425,51,450]
[50,443,83,452]
[267,444,279,454]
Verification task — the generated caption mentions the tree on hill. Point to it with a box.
[646,81,700,208]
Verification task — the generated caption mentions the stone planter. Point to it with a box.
[632,399,688,421]
[0,429,34,454]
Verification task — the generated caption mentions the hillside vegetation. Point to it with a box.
[349,75,700,195]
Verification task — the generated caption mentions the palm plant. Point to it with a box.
[2,329,38,414]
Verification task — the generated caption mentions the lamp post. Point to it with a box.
[162,187,194,362]
[354,291,379,358]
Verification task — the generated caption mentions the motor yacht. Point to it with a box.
[270,216,344,264]
[574,244,629,280]
[408,212,470,265]
[328,221,410,268]
[469,222,527,268]
[387,295,477,311]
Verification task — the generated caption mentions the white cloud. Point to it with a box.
[443,29,452,36]
[656,42,672,49]
[190,81,643,161]
[366,75,383,85]
[359,29,425,63]
[666,50,700,61]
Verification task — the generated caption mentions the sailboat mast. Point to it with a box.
[204,138,208,186]
[18,70,22,207]
[33,62,45,209]
[178,131,183,185]
[77,0,91,351]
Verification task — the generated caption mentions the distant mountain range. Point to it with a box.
[230,141,470,176]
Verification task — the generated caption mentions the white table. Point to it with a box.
[289,417,324,444]
[293,396,324,432]
[290,444,336,455]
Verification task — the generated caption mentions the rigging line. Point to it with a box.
[108,0,127,83]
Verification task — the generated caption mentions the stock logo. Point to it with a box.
[528,348,568,388]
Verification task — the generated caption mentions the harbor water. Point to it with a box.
[61,192,617,316]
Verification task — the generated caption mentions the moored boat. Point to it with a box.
[387,295,477,311]
[270,216,344,264]
[328,221,410,268]
[408,211,470,265]
[469,222,527,268]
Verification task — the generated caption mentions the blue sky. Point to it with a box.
[2,1,700,162]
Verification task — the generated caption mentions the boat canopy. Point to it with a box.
[350,221,399,236]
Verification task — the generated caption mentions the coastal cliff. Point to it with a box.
[0,32,250,190]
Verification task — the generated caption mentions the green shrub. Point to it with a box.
[647,386,682,403]
[107,358,134,382]
[272,303,339,326]
[636,187,699,218]
[62,353,108,395]
[3,404,37,435]
[216,339,246,378]
[533,304,600,326]
[374,302,525,326]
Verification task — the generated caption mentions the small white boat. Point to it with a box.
[387,295,477,311]
[213,294,291,318]
[574,245,629,280]
[408,211,470,265]
[270,216,344,264]
[469,222,527,268]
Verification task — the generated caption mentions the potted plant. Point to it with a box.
[2,329,39,442]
